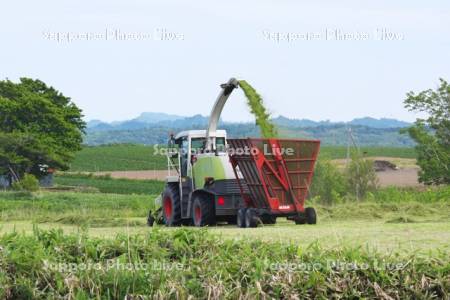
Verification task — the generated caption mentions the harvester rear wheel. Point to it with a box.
[305,207,317,224]
[162,185,182,226]
[192,194,215,227]
[237,208,247,228]
[245,208,258,228]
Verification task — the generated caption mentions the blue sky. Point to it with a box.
[1,0,449,122]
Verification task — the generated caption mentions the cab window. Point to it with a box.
[191,137,226,153]
[191,138,205,153]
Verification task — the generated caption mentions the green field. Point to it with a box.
[0,191,154,224]
[69,144,416,172]
[69,144,166,172]
[54,173,164,195]
[0,188,449,298]
[319,146,416,159]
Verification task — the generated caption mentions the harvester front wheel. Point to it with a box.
[162,185,182,226]
[192,194,215,227]
[305,207,317,224]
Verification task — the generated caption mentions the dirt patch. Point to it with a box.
[376,168,423,188]
[330,157,422,188]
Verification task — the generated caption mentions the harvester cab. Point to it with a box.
[148,78,320,228]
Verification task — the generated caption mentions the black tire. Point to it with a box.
[147,210,155,227]
[226,216,237,225]
[192,194,215,227]
[293,213,306,225]
[245,208,258,228]
[261,215,277,225]
[162,184,182,226]
[237,208,247,228]
[305,207,317,225]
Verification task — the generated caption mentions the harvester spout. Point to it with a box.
[205,78,239,152]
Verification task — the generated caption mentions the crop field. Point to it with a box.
[0,187,449,298]
[54,173,164,195]
[69,144,166,172]
[319,146,416,160]
[69,144,416,172]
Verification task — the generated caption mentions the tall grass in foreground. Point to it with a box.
[0,228,448,299]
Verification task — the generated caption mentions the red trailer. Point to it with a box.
[228,138,320,227]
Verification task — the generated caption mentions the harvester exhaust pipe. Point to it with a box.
[205,78,239,152]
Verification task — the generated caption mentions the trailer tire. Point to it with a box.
[192,194,215,227]
[245,208,258,228]
[293,214,306,225]
[226,216,237,225]
[305,207,317,224]
[261,215,276,225]
[162,185,182,226]
[237,208,247,228]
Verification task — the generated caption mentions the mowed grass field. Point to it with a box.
[1,188,449,252]
[0,188,449,298]
[69,144,416,172]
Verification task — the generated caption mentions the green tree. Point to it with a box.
[345,153,378,200]
[0,78,85,178]
[310,159,346,205]
[404,78,449,185]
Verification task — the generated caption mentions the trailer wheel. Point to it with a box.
[245,208,258,228]
[260,215,276,225]
[192,194,215,227]
[226,216,237,225]
[237,208,247,228]
[293,214,306,225]
[305,207,317,224]
[162,185,182,226]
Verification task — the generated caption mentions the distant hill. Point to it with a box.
[87,113,411,131]
[84,113,414,147]
[134,112,184,123]
[272,116,333,127]
[87,112,186,131]
[348,117,411,128]
[271,116,411,129]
